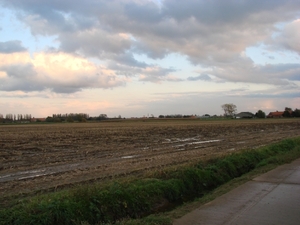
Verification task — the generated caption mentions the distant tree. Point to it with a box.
[53,118,62,122]
[255,110,266,118]
[283,110,291,117]
[158,115,165,118]
[292,109,300,117]
[97,114,108,120]
[285,107,292,111]
[174,114,183,118]
[76,115,87,122]
[45,117,53,122]
[5,114,13,120]
[67,117,74,122]
[221,103,237,117]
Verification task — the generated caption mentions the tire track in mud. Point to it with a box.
[0,138,222,183]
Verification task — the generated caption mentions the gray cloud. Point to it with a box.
[138,67,177,83]
[124,1,163,23]
[0,64,45,92]
[269,19,300,54]
[51,86,82,94]
[1,63,36,78]
[1,0,300,87]
[58,29,131,57]
[187,74,211,81]
[243,91,300,99]
[257,63,300,81]
[204,54,300,86]
[110,53,148,69]
[0,40,26,53]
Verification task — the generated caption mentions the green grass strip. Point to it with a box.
[1,137,300,225]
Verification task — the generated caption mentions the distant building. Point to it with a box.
[200,114,210,118]
[267,111,284,118]
[235,112,254,119]
[31,117,46,122]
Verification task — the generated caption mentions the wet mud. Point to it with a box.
[0,119,299,199]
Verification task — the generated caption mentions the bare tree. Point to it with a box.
[221,103,237,117]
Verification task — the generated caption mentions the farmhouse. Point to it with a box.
[31,117,46,122]
[267,111,284,118]
[235,112,254,119]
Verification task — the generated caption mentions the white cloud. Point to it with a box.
[0,52,127,93]
[271,19,300,54]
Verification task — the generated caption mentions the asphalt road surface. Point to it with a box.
[173,158,300,225]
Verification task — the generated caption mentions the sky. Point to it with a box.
[0,0,299,118]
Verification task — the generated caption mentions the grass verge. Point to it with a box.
[1,137,300,225]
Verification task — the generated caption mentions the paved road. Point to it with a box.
[173,158,300,225]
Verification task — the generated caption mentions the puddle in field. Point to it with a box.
[0,169,46,182]
[190,140,221,145]
[174,139,221,150]
[0,138,222,183]
[162,137,200,144]
[18,172,56,180]
[0,163,80,183]
[121,155,138,159]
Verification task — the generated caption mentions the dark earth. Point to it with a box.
[0,119,299,204]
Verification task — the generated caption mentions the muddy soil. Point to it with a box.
[0,119,299,201]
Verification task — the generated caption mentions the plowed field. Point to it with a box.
[1,119,299,201]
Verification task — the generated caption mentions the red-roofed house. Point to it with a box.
[31,117,46,122]
[267,111,284,118]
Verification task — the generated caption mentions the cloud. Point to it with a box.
[138,66,177,83]
[1,0,300,87]
[1,63,36,78]
[204,54,300,86]
[111,52,148,68]
[0,52,126,93]
[0,40,26,53]
[58,30,132,58]
[270,19,300,54]
[187,74,211,81]
[3,1,297,60]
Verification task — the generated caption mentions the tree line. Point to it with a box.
[46,113,114,122]
[0,114,32,123]
[1,106,299,124]
[46,113,90,122]
[221,104,300,118]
